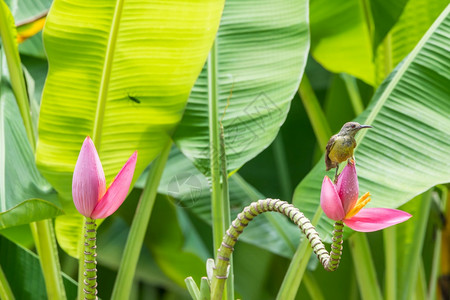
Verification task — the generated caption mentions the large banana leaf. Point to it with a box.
[136,147,300,258]
[0,83,62,229]
[173,0,309,175]
[294,6,450,242]
[0,235,77,299]
[36,0,225,200]
[4,0,50,22]
[310,0,412,86]
[310,0,374,85]
[370,0,408,52]
[375,0,448,84]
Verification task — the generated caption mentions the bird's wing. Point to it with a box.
[325,135,336,171]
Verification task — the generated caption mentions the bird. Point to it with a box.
[325,122,372,178]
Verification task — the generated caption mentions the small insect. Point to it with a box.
[127,95,141,104]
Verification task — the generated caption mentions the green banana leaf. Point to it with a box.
[173,0,309,175]
[4,0,50,23]
[136,147,300,258]
[36,0,226,200]
[0,83,62,229]
[294,6,450,242]
[145,194,205,288]
[96,217,189,297]
[110,189,206,290]
[0,235,77,299]
[370,0,408,52]
[310,0,412,86]
[310,0,374,85]
[375,0,448,84]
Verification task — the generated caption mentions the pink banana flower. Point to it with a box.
[320,161,411,232]
[72,137,137,219]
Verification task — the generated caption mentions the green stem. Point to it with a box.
[0,264,14,300]
[207,40,233,298]
[340,74,364,116]
[401,189,432,300]
[303,272,325,300]
[359,0,373,43]
[276,208,322,300]
[111,140,171,300]
[382,33,393,80]
[298,75,332,150]
[31,220,66,300]
[211,199,344,300]
[349,233,383,300]
[219,123,233,299]
[82,217,97,299]
[272,134,292,201]
[0,1,35,149]
[383,227,397,300]
[428,186,447,299]
[208,40,224,256]
[415,261,427,300]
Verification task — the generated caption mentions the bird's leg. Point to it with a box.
[334,164,339,183]
[348,157,355,165]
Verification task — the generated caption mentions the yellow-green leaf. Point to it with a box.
[36,0,225,200]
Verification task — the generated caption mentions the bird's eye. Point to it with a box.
[351,124,356,128]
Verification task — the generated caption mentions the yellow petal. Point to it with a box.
[345,192,371,219]
[16,16,46,43]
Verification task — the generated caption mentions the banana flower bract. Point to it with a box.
[320,161,411,232]
[72,136,137,219]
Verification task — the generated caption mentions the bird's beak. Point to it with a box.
[359,125,372,129]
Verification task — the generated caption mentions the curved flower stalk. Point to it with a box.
[204,199,344,300]
[72,137,137,299]
[320,161,412,232]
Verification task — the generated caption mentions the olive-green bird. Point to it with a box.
[325,122,372,176]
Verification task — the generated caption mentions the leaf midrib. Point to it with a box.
[92,0,125,148]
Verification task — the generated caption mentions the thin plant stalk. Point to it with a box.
[382,33,393,83]
[383,227,397,300]
[401,190,432,299]
[0,3,66,299]
[219,123,233,299]
[0,264,14,300]
[272,134,292,201]
[208,40,234,299]
[340,74,364,116]
[208,41,225,253]
[32,220,66,300]
[302,272,325,300]
[0,1,35,149]
[298,75,332,150]
[111,141,171,300]
[428,185,447,299]
[349,233,383,300]
[415,261,427,300]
